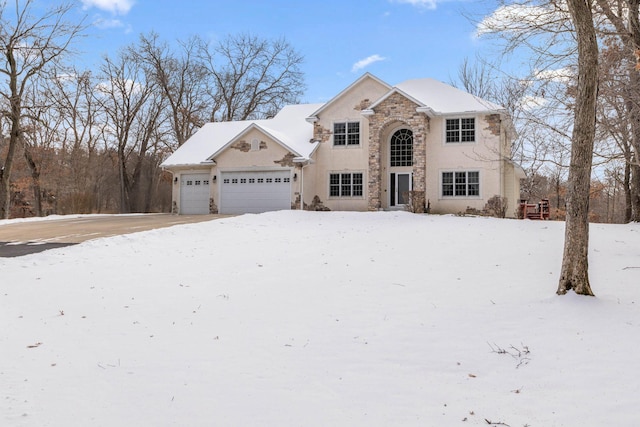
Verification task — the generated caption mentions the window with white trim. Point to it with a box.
[333,121,360,146]
[329,172,363,197]
[442,171,479,197]
[446,118,475,143]
[390,128,413,166]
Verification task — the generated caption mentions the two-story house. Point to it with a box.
[161,73,524,217]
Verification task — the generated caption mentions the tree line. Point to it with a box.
[0,0,304,219]
[459,0,640,225]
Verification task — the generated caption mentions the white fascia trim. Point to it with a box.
[416,106,437,117]
[436,109,506,118]
[161,161,215,168]
[293,156,315,165]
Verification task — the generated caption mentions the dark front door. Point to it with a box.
[390,172,411,207]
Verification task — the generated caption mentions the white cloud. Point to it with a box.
[351,54,387,73]
[476,4,569,37]
[534,67,574,83]
[93,17,125,29]
[390,0,438,9]
[81,0,134,15]
[518,95,547,111]
[96,78,143,97]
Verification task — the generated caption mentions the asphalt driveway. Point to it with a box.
[0,214,224,257]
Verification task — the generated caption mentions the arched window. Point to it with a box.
[390,128,413,167]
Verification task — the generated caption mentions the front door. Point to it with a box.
[390,172,412,207]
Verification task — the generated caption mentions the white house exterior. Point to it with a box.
[161,73,524,217]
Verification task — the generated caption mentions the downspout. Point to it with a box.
[293,158,310,210]
[299,163,306,210]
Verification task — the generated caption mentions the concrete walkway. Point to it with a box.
[0,214,224,257]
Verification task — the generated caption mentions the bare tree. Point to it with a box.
[595,38,635,222]
[133,32,209,148]
[20,80,63,216]
[594,0,640,221]
[454,56,499,101]
[46,69,113,213]
[0,0,84,218]
[199,33,305,121]
[97,48,161,213]
[557,0,598,296]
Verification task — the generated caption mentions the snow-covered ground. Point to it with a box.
[1,211,638,426]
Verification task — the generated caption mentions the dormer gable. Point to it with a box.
[306,73,391,122]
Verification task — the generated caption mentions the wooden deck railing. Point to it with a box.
[518,199,550,220]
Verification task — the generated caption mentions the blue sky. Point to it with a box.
[75,0,496,103]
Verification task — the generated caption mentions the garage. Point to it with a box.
[180,173,211,214]
[219,170,292,214]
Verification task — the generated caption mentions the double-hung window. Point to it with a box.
[442,171,479,197]
[334,121,360,146]
[329,172,363,197]
[446,118,475,143]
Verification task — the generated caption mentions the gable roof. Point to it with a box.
[306,72,391,121]
[368,78,504,116]
[161,103,324,167]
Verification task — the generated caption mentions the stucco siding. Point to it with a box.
[424,114,503,214]
[310,76,388,211]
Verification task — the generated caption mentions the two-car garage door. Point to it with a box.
[219,170,291,214]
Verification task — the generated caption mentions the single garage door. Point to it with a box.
[220,170,291,214]
[180,173,210,214]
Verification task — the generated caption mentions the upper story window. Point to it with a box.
[446,118,475,143]
[334,121,360,146]
[390,128,413,167]
[442,171,480,197]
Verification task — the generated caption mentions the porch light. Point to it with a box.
[213,175,217,182]
[174,177,178,184]
[293,173,297,182]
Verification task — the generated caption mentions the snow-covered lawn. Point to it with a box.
[1,211,639,426]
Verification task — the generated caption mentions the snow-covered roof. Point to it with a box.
[161,103,324,167]
[369,78,504,115]
[162,77,505,169]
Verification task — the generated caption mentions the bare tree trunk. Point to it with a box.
[557,0,598,296]
[624,148,633,222]
[628,0,640,221]
[631,162,640,221]
[1,55,22,219]
[0,128,19,218]
[118,145,131,213]
[23,143,43,216]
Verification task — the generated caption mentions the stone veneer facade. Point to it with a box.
[366,92,429,211]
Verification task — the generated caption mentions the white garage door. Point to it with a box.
[180,173,210,214]
[220,170,291,214]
